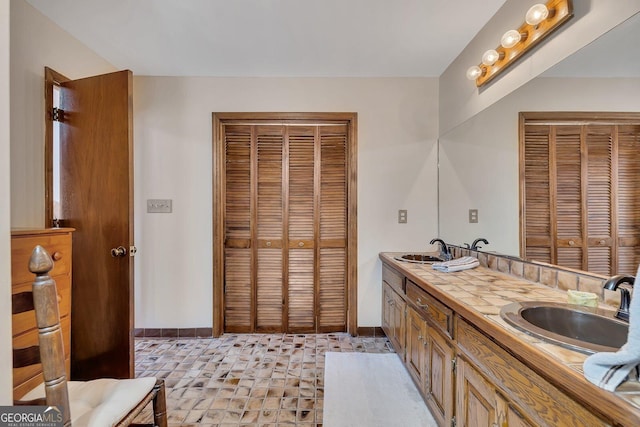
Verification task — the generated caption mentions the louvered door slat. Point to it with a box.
[224,249,252,331]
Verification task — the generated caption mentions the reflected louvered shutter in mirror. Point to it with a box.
[522,115,640,276]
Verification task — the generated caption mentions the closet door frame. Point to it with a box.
[212,112,358,337]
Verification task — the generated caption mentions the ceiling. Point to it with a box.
[26,0,508,77]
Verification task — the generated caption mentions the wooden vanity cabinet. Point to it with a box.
[406,280,455,426]
[456,318,608,427]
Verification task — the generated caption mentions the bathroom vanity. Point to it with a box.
[380,250,640,427]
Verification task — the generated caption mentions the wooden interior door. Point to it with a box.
[57,70,134,380]
[213,113,357,336]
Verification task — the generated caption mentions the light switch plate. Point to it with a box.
[469,209,478,223]
[398,210,408,224]
[147,199,172,213]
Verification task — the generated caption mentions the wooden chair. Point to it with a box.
[13,245,168,427]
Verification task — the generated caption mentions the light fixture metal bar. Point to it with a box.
[474,0,573,87]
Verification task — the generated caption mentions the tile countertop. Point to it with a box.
[379,252,640,426]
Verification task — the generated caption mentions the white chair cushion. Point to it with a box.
[22,377,157,427]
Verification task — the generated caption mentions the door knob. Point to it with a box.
[111,246,127,257]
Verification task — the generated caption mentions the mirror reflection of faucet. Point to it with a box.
[470,238,489,250]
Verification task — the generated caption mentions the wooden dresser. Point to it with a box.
[11,228,74,400]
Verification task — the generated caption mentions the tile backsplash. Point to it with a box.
[449,246,620,308]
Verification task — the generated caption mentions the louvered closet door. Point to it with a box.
[617,125,640,274]
[256,126,285,332]
[555,126,583,269]
[318,126,347,332]
[222,122,349,333]
[585,125,614,275]
[523,125,552,263]
[287,126,317,332]
[224,125,253,332]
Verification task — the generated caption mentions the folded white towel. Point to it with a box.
[583,264,640,391]
[432,256,479,273]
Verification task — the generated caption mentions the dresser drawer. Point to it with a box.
[12,275,71,337]
[406,280,453,339]
[13,315,71,391]
[11,233,72,284]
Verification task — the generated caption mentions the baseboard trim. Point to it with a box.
[356,327,386,337]
[134,327,385,338]
[134,327,213,338]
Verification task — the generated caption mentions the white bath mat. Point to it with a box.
[323,352,438,427]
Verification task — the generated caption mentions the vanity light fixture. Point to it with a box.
[466,0,573,87]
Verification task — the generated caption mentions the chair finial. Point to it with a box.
[29,245,54,275]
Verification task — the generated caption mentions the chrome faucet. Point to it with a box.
[603,275,635,322]
[430,238,451,261]
[470,238,489,250]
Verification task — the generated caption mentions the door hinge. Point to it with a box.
[452,357,457,372]
[451,416,456,427]
[52,107,65,122]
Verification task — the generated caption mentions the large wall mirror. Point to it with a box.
[438,12,640,274]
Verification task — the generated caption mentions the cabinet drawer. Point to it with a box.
[13,315,71,391]
[11,233,72,284]
[407,280,452,339]
[12,275,71,337]
[382,264,404,295]
[456,318,608,427]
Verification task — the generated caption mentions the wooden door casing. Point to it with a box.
[213,113,357,336]
[56,70,134,380]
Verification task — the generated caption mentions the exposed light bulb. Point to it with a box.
[525,4,549,26]
[501,30,522,48]
[466,65,483,80]
[481,49,500,66]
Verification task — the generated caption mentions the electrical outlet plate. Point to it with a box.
[469,209,478,223]
[147,199,172,213]
[398,210,407,224]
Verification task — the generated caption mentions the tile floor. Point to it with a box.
[134,333,393,426]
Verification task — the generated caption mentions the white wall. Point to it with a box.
[439,77,640,256]
[439,0,640,134]
[1,0,13,405]
[10,0,115,228]
[133,77,440,328]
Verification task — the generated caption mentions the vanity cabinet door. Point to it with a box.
[456,356,498,427]
[426,327,454,427]
[382,282,406,356]
[406,306,427,390]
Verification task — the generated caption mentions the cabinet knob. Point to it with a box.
[599,239,606,245]
[52,251,63,261]
[266,241,272,247]
[298,242,304,247]
[568,240,575,246]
